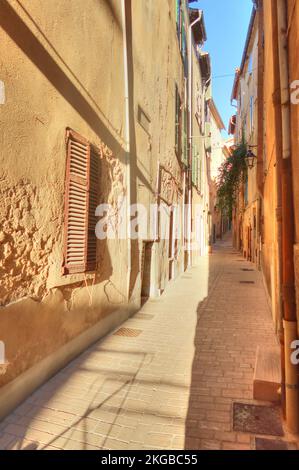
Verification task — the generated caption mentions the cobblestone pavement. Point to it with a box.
[0,236,297,450]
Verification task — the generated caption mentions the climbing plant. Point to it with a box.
[216,142,248,220]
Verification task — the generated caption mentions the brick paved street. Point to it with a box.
[0,236,296,450]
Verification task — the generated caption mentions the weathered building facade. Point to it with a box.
[231,10,260,266]
[208,99,226,243]
[230,0,299,433]
[0,0,215,418]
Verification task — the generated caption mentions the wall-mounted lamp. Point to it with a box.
[245,149,257,170]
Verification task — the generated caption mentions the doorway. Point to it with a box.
[141,241,153,304]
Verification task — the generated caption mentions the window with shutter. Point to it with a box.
[182,108,188,166]
[176,0,182,44]
[175,84,182,158]
[63,129,99,275]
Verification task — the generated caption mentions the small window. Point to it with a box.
[181,17,188,77]
[250,96,254,134]
[248,54,253,75]
[137,105,151,134]
[239,90,242,112]
[176,0,182,42]
[182,107,188,166]
[244,175,249,206]
[175,84,182,157]
[63,129,99,275]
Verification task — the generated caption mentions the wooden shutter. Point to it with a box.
[63,130,98,275]
[175,85,182,158]
[182,108,188,166]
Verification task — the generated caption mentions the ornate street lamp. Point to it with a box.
[245,149,257,170]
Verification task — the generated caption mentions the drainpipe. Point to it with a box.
[121,0,132,301]
[277,0,299,434]
[256,0,264,198]
[188,12,202,267]
[182,170,186,271]
[270,0,285,414]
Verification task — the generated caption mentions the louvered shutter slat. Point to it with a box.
[86,146,99,269]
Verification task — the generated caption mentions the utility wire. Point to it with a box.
[212,67,258,80]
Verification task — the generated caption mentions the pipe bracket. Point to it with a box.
[285,383,299,390]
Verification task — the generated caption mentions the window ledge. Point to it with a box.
[47,263,96,289]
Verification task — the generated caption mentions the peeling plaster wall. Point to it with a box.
[0,0,195,390]
[0,0,129,387]
[130,0,186,292]
[0,177,57,305]
[191,46,210,262]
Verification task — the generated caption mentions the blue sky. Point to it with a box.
[192,0,253,137]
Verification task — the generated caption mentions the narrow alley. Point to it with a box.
[1,0,299,459]
[0,236,295,450]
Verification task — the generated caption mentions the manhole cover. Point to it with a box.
[255,437,288,450]
[239,281,255,284]
[113,328,142,337]
[134,313,154,320]
[233,403,284,436]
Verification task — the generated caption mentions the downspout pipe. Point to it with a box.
[188,12,202,267]
[277,0,299,434]
[121,0,132,301]
[270,0,285,414]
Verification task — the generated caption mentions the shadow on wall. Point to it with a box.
[123,0,140,300]
[0,0,141,390]
[0,0,152,193]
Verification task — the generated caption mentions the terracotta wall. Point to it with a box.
[288,0,299,332]
[261,0,289,330]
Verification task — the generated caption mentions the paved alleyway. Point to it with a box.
[0,236,296,450]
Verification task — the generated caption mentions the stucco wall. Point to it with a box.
[129,0,186,291]
[261,0,282,330]
[288,0,299,331]
[0,0,131,386]
[0,0,198,391]
[236,22,260,265]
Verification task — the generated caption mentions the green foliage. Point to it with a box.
[216,142,247,219]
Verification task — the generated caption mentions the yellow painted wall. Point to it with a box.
[0,0,189,387]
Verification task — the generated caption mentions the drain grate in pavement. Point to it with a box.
[134,313,155,320]
[114,328,142,337]
[233,403,284,436]
[239,281,255,284]
[255,437,288,450]
[241,268,255,272]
